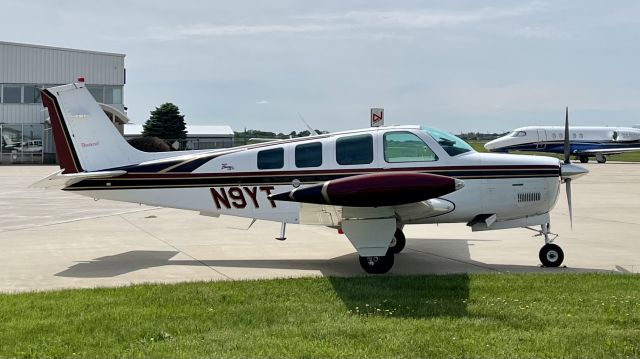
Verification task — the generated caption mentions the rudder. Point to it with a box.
[42,82,146,173]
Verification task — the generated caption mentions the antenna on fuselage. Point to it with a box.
[297,113,320,135]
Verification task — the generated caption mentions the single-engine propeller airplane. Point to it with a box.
[35,80,589,273]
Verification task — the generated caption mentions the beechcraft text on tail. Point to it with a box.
[35,81,589,273]
[485,124,640,164]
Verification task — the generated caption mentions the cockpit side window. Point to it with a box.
[510,131,527,137]
[421,127,474,157]
[383,131,437,163]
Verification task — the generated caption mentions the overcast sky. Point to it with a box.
[2,1,640,133]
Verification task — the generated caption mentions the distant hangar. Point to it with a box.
[0,41,126,165]
[0,41,234,165]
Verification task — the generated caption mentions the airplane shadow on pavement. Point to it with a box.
[54,238,607,279]
[53,238,613,319]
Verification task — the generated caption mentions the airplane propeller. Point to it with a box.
[560,107,589,229]
[564,107,573,228]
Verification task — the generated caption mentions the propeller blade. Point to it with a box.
[566,178,573,229]
[564,107,570,164]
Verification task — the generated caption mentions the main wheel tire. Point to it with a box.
[597,157,607,164]
[539,243,564,267]
[359,250,395,274]
[389,228,406,254]
[579,156,589,163]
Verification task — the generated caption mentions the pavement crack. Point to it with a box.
[117,214,233,280]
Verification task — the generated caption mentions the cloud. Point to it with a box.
[146,2,547,40]
[297,2,546,29]
[255,100,270,105]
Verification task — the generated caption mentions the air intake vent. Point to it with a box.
[517,192,541,203]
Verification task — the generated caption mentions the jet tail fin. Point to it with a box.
[41,82,148,174]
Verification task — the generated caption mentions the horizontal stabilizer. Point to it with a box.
[30,169,127,189]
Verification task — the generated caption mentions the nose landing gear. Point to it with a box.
[536,223,564,267]
[539,243,564,267]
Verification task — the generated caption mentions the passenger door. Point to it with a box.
[536,129,547,149]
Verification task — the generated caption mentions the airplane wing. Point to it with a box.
[271,172,464,257]
[298,198,454,226]
[30,169,127,189]
[577,147,640,155]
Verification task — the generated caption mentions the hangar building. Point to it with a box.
[0,41,126,164]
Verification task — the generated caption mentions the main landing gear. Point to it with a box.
[359,228,406,274]
[537,223,564,267]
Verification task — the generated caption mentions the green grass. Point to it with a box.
[0,274,638,358]
[468,141,640,162]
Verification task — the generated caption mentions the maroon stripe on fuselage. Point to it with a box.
[118,165,560,179]
[41,89,82,174]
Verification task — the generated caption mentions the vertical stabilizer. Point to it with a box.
[42,83,146,173]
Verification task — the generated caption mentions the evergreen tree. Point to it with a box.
[142,103,187,141]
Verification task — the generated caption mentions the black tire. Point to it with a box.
[597,157,607,164]
[359,250,395,274]
[539,243,564,267]
[579,156,589,163]
[389,228,406,254]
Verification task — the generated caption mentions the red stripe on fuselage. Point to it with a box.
[116,164,560,179]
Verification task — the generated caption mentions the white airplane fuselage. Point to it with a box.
[66,128,562,227]
[485,126,640,163]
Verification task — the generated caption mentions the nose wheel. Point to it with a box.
[536,223,564,267]
[539,243,564,267]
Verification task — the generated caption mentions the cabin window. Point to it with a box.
[552,133,557,139]
[336,134,373,165]
[257,148,284,169]
[579,133,584,139]
[295,142,322,168]
[572,133,577,139]
[383,131,437,163]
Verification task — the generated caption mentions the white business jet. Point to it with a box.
[485,125,640,163]
[34,81,588,273]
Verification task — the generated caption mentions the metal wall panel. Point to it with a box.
[0,104,46,124]
[0,42,125,85]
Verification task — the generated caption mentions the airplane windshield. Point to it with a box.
[421,127,474,156]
